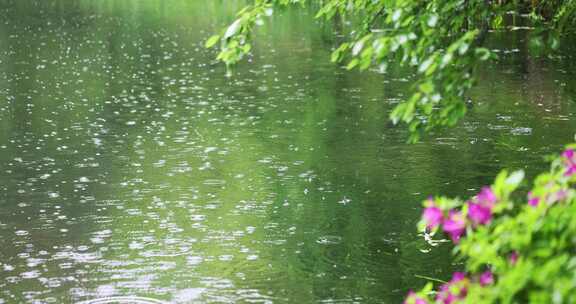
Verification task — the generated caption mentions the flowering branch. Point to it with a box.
[407,145,576,303]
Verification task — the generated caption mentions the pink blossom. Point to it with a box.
[530,189,568,207]
[468,202,492,225]
[563,149,575,159]
[423,206,443,229]
[450,272,466,283]
[562,149,576,176]
[436,272,468,304]
[437,289,457,304]
[466,187,497,226]
[527,192,540,207]
[509,251,519,265]
[565,165,576,176]
[479,270,494,286]
[549,189,568,204]
[443,211,466,243]
[477,187,497,207]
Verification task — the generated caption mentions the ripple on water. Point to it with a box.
[139,246,192,258]
[316,235,342,245]
[76,296,169,304]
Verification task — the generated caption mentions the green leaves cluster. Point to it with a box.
[205,0,277,66]
[207,0,575,141]
[324,0,500,142]
[414,145,576,303]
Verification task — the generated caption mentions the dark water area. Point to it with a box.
[0,1,575,303]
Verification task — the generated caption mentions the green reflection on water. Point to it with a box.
[0,1,575,303]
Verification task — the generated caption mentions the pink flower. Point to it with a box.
[562,149,576,176]
[509,251,519,265]
[530,189,568,207]
[468,202,492,225]
[423,206,443,229]
[479,270,494,286]
[437,289,457,304]
[443,211,466,243]
[565,166,576,176]
[563,149,574,159]
[477,187,497,207]
[466,187,497,226]
[404,291,428,304]
[527,192,540,207]
[549,189,568,204]
[436,272,468,304]
[450,272,466,283]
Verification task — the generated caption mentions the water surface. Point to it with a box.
[0,1,575,303]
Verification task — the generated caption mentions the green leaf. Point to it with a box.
[331,50,340,62]
[419,81,434,95]
[505,170,525,188]
[224,19,242,39]
[475,48,491,61]
[418,57,434,74]
[346,58,359,70]
[205,35,221,48]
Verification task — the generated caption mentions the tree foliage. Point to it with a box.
[207,0,575,142]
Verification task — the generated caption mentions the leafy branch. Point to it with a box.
[206,0,575,142]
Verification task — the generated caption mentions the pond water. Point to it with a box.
[0,1,575,303]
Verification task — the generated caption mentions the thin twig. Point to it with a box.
[414,274,448,284]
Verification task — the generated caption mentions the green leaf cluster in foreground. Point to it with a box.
[407,145,576,303]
